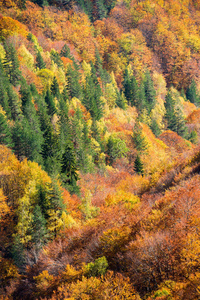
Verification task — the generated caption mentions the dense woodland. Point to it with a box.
[1,0,200,299]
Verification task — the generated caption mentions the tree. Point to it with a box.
[186,79,200,106]
[82,63,104,121]
[134,154,144,175]
[143,69,156,113]
[35,50,46,70]
[132,121,148,154]
[44,89,56,117]
[61,143,80,195]
[3,42,22,86]
[0,112,13,148]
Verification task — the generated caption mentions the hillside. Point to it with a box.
[0,0,200,299]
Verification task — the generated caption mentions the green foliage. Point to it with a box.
[82,63,104,121]
[134,154,144,175]
[61,143,80,195]
[11,235,25,270]
[3,42,22,86]
[106,134,128,165]
[132,122,148,154]
[86,256,108,277]
[36,50,46,70]
[0,112,13,148]
[186,79,200,106]
[164,88,189,138]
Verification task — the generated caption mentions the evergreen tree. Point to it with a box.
[0,59,10,118]
[6,84,21,121]
[35,50,46,70]
[134,154,144,176]
[95,0,107,19]
[50,50,63,68]
[138,81,147,112]
[143,69,156,113]
[82,63,104,120]
[130,75,139,108]
[0,112,13,147]
[44,89,56,116]
[123,67,132,105]
[60,44,71,59]
[132,121,148,154]
[150,119,161,137]
[116,90,126,110]
[61,143,80,195]
[66,64,82,99]
[164,89,188,138]
[186,79,200,106]
[51,76,60,98]
[31,205,47,261]
[11,235,26,270]
[3,43,22,86]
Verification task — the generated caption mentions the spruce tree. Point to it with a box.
[143,69,156,113]
[35,50,46,70]
[186,79,200,106]
[51,76,60,99]
[132,121,148,154]
[31,205,47,260]
[3,43,22,86]
[134,154,144,176]
[44,89,56,116]
[66,64,82,99]
[0,112,13,147]
[61,143,80,195]
[82,63,104,120]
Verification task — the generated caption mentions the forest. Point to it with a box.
[1,0,200,299]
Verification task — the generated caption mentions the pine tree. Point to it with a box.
[11,235,25,270]
[61,143,80,195]
[66,64,82,99]
[35,50,46,70]
[134,154,144,176]
[60,44,71,59]
[186,79,200,106]
[96,0,107,19]
[6,85,21,121]
[0,112,13,147]
[82,63,104,120]
[143,69,156,113]
[51,76,60,99]
[3,43,22,86]
[44,89,56,116]
[150,119,161,137]
[132,121,148,154]
[31,205,47,261]
[0,59,10,118]
[123,67,132,106]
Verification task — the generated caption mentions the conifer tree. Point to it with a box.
[31,205,47,260]
[44,89,56,116]
[132,121,148,154]
[66,64,82,99]
[3,43,22,86]
[6,85,21,121]
[51,76,60,99]
[0,59,10,118]
[61,143,80,195]
[186,79,200,106]
[143,69,156,113]
[35,50,46,70]
[82,63,104,120]
[134,154,144,176]
[0,112,13,147]
[123,67,132,105]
